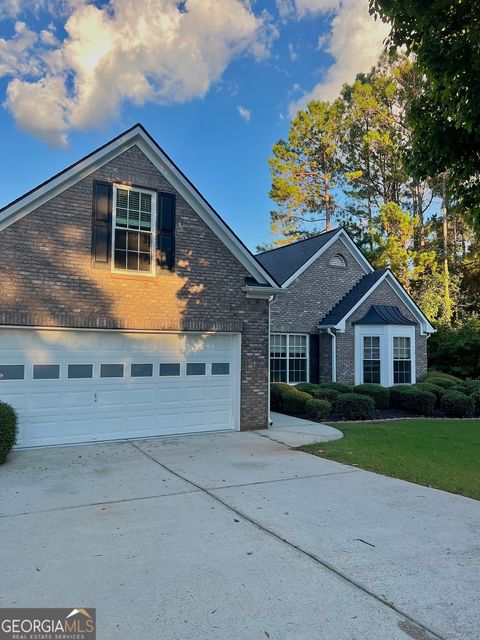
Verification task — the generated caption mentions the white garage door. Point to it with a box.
[0,329,240,447]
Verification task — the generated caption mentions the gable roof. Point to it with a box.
[0,123,280,289]
[256,227,373,287]
[354,304,416,325]
[319,269,388,326]
[319,268,435,334]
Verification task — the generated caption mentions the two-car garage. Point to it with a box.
[0,329,240,447]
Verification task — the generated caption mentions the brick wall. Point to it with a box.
[335,279,428,385]
[269,237,367,334]
[0,145,269,429]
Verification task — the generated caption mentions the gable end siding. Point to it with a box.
[0,145,268,429]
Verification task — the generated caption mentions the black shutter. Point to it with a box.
[91,181,112,268]
[157,192,176,271]
[309,333,320,384]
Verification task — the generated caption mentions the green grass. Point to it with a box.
[302,419,480,500]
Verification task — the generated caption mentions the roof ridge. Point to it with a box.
[256,227,341,256]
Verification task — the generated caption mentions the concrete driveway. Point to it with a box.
[1,426,479,640]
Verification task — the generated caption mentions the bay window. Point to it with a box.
[393,336,412,384]
[363,336,381,384]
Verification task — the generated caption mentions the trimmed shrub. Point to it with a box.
[462,379,480,396]
[353,384,390,410]
[333,393,375,420]
[305,398,332,422]
[0,402,17,465]
[310,387,340,403]
[425,370,463,383]
[415,382,446,403]
[425,377,460,390]
[470,390,480,416]
[295,383,320,395]
[319,382,353,394]
[270,383,290,411]
[390,386,436,416]
[440,391,475,418]
[282,389,311,416]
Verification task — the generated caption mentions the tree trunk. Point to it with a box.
[442,174,453,323]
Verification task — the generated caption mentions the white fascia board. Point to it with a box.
[0,125,278,288]
[281,228,373,289]
[335,271,389,332]
[334,270,435,334]
[384,274,435,334]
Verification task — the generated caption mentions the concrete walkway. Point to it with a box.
[259,412,343,447]
[1,429,479,640]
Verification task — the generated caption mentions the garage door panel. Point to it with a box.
[0,329,239,447]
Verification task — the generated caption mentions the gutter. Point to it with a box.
[243,285,286,300]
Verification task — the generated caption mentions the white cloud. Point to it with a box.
[237,105,251,122]
[0,0,275,145]
[289,0,389,114]
[288,42,298,61]
[275,0,339,20]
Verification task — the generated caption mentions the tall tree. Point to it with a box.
[269,99,344,239]
[369,0,480,223]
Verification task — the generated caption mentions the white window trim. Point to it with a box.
[354,325,416,387]
[270,333,309,384]
[112,183,157,277]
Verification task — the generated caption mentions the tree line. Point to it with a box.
[264,1,480,375]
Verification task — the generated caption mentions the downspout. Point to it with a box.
[268,295,274,427]
[326,328,337,382]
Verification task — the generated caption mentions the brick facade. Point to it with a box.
[0,145,269,429]
[269,237,367,333]
[269,237,428,385]
[335,279,428,385]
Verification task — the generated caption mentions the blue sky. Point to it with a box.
[0,0,387,250]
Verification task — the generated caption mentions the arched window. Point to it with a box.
[329,254,346,268]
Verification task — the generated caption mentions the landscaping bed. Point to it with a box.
[271,371,480,422]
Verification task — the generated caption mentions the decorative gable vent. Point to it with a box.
[329,254,346,268]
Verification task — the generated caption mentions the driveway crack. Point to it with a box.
[128,440,446,640]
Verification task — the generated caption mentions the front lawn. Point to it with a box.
[302,419,480,500]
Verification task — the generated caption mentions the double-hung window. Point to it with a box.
[270,334,308,384]
[363,336,380,384]
[113,185,156,274]
[393,336,412,384]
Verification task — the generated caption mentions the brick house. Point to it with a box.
[0,125,433,448]
[256,229,434,387]
[0,124,283,447]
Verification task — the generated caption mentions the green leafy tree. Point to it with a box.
[269,99,344,240]
[369,0,480,222]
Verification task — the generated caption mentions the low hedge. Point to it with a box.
[470,390,480,416]
[281,389,312,416]
[305,398,332,422]
[390,386,436,416]
[353,384,390,409]
[333,393,375,420]
[425,370,463,383]
[295,383,320,395]
[319,382,353,394]
[0,401,18,465]
[310,387,340,402]
[424,377,460,390]
[271,383,291,411]
[462,379,480,396]
[440,391,475,418]
[414,382,446,403]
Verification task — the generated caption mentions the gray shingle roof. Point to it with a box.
[354,304,415,325]
[255,228,341,285]
[319,269,388,326]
